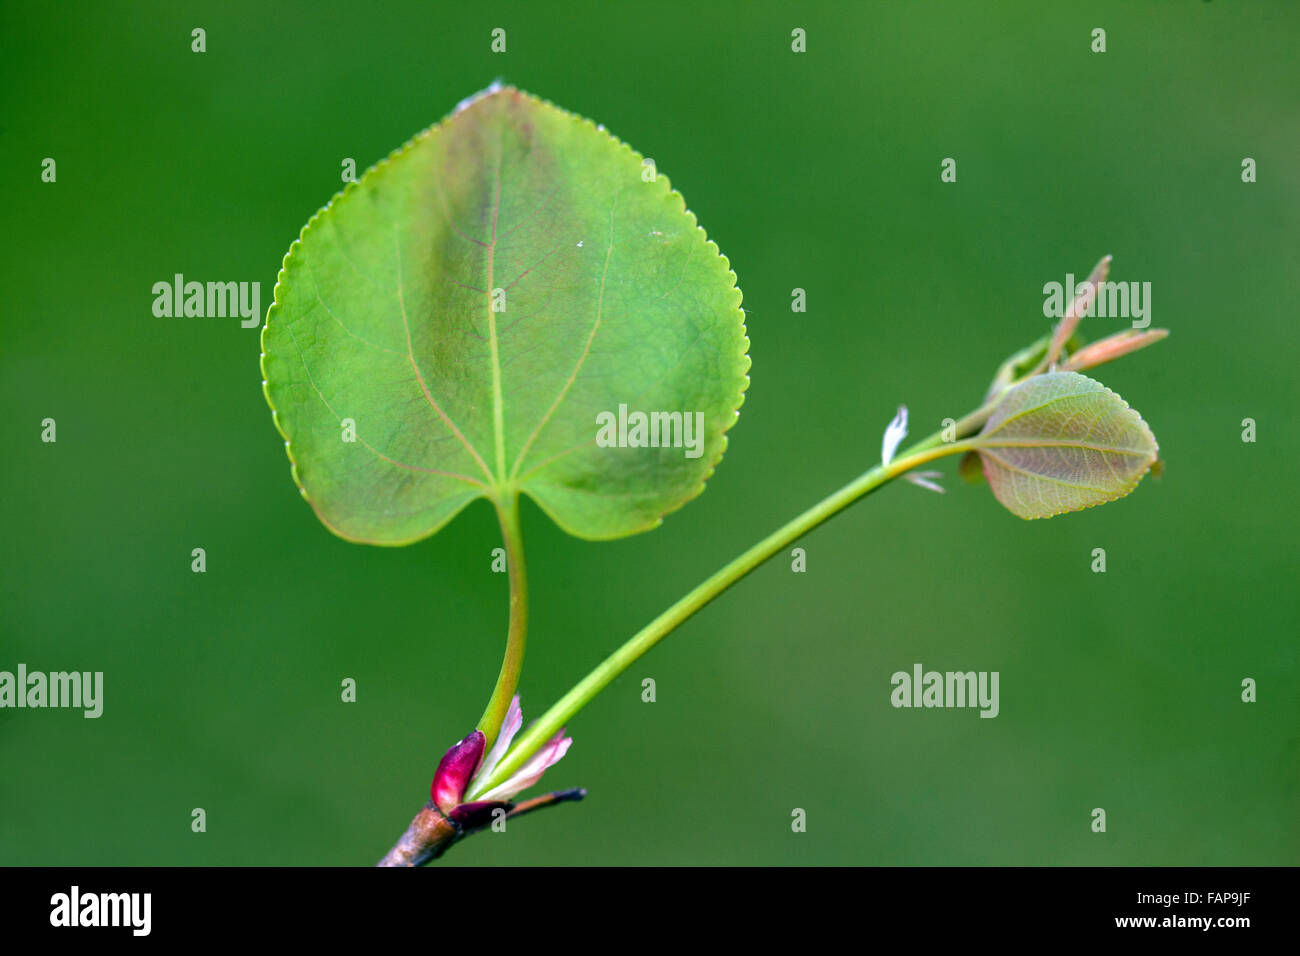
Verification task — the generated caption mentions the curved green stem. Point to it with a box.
[477,493,528,749]
[472,419,988,795]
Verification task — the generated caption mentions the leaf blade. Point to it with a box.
[261,86,750,544]
[970,371,1158,519]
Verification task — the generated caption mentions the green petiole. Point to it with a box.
[471,411,992,796]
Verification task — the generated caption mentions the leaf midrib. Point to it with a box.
[485,135,508,486]
[972,437,1152,457]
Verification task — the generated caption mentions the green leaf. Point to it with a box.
[261,86,750,544]
[969,371,1158,520]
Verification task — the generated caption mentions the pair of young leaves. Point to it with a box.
[261,85,1159,548]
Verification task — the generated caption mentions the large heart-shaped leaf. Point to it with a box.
[261,86,749,544]
[970,371,1158,519]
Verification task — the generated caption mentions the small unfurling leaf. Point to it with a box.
[969,371,1158,519]
[957,450,985,485]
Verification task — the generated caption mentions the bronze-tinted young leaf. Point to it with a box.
[261,86,749,544]
[970,371,1158,520]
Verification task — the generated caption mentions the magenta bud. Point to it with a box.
[449,800,513,831]
[431,730,486,813]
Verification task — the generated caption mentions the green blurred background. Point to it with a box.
[2,0,1297,866]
